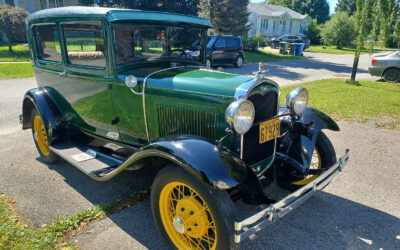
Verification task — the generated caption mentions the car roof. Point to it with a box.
[27,6,211,28]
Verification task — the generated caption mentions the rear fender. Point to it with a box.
[22,88,66,144]
[131,135,248,190]
[278,106,339,172]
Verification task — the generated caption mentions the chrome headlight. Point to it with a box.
[225,99,255,134]
[286,87,308,116]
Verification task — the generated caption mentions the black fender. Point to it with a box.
[277,106,339,173]
[22,87,66,144]
[132,135,248,190]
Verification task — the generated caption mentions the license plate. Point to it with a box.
[259,118,280,144]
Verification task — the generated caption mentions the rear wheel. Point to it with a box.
[234,56,243,68]
[206,58,212,68]
[278,131,336,191]
[383,68,400,82]
[31,108,59,163]
[151,165,237,250]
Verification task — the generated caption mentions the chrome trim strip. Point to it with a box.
[234,149,350,243]
[142,65,202,142]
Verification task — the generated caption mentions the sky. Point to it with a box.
[250,0,339,14]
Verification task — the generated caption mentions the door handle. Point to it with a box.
[59,70,67,76]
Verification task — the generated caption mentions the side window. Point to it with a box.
[215,38,226,48]
[62,22,105,68]
[227,38,238,48]
[34,24,62,62]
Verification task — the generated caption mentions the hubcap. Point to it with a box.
[173,216,185,234]
[206,59,211,68]
[237,57,243,66]
[33,115,50,156]
[159,182,217,249]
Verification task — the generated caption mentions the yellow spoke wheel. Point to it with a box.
[33,114,50,156]
[159,182,217,250]
[292,147,321,185]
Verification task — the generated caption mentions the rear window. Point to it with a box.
[34,24,62,62]
[62,22,105,68]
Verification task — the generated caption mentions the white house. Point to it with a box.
[247,2,311,38]
[1,0,78,14]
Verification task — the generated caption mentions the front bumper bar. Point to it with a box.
[234,149,350,243]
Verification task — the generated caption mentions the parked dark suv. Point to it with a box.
[207,35,245,68]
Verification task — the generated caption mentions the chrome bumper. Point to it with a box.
[234,149,350,243]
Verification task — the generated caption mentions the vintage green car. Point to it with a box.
[22,6,349,249]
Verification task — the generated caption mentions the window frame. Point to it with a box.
[32,23,63,66]
[60,20,108,71]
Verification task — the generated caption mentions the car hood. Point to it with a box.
[144,67,254,98]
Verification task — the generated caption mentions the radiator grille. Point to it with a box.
[157,105,218,141]
[242,91,278,165]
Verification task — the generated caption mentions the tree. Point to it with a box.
[305,19,321,44]
[79,0,200,16]
[267,0,330,24]
[208,0,250,36]
[0,5,29,52]
[320,12,355,49]
[335,0,357,16]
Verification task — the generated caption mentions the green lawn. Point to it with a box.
[280,79,400,129]
[0,42,31,62]
[0,189,149,249]
[0,63,34,79]
[307,45,390,55]
[245,49,303,63]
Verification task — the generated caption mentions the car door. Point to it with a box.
[226,38,238,64]
[212,37,227,64]
[58,20,119,140]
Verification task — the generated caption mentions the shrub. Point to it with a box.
[244,33,265,51]
[320,12,355,49]
[0,5,29,52]
[305,19,321,45]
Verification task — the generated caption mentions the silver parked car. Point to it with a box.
[368,51,400,82]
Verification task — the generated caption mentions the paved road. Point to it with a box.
[224,51,384,86]
[0,58,399,249]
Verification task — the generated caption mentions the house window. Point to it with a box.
[273,20,276,32]
[39,0,64,9]
[5,0,14,6]
[282,20,286,33]
[261,19,268,30]
[289,21,292,33]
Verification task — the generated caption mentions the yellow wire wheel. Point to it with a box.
[292,147,321,186]
[33,114,50,156]
[159,181,217,249]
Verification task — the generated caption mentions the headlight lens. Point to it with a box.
[286,87,308,116]
[225,99,255,134]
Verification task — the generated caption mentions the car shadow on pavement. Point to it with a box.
[43,160,400,250]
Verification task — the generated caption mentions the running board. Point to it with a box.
[50,142,125,181]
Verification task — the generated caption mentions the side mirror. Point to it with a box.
[125,75,137,88]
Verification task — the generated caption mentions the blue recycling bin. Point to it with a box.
[294,43,305,56]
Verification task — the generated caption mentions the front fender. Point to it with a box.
[22,88,66,144]
[135,135,248,190]
[278,106,339,172]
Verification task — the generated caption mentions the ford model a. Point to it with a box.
[22,7,349,249]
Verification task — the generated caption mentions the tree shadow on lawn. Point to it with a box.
[44,160,400,249]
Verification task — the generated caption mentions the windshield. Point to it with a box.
[113,23,206,65]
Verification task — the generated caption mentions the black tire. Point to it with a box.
[31,108,59,163]
[234,55,243,68]
[383,68,400,83]
[278,131,336,191]
[151,165,238,250]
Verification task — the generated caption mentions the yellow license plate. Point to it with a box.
[259,118,280,144]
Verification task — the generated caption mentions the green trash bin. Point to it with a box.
[279,41,288,54]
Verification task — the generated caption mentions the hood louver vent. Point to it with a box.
[157,104,218,141]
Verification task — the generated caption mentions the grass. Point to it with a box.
[280,79,400,129]
[245,49,303,63]
[0,42,31,62]
[0,63,34,79]
[0,189,149,249]
[307,45,390,55]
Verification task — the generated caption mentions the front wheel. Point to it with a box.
[278,131,336,191]
[234,56,243,68]
[206,58,212,68]
[151,165,237,250]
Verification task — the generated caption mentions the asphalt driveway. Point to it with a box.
[225,51,383,86]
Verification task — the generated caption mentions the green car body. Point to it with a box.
[22,6,349,248]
